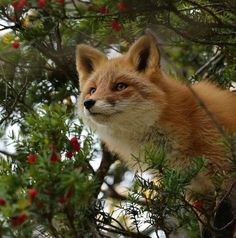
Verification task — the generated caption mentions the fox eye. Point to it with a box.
[90,87,96,95]
[115,83,128,91]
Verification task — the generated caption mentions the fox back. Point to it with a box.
[76,36,236,237]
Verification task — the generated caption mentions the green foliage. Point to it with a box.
[0,0,235,237]
[118,149,207,236]
[0,103,99,237]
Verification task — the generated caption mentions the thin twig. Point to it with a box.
[214,179,236,214]
[0,77,30,125]
[189,51,224,81]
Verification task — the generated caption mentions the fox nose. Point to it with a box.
[84,99,96,110]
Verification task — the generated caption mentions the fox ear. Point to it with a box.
[127,36,160,73]
[76,45,107,89]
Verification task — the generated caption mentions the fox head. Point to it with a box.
[76,36,166,133]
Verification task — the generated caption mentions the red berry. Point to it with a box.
[58,195,66,204]
[117,2,127,11]
[58,190,72,204]
[27,153,37,164]
[37,0,46,8]
[12,0,26,11]
[11,217,20,227]
[73,143,80,152]
[66,151,73,158]
[99,5,109,15]
[111,20,121,32]
[11,212,28,227]
[194,200,203,210]
[0,198,6,206]
[36,201,44,209]
[65,190,73,199]
[18,212,28,224]
[50,153,60,163]
[28,188,38,200]
[70,137,81,152]
[12,41,20,49]
[70,136,78,145]
[57,0,64,4]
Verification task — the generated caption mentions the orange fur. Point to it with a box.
[76,36,236,171]
[76,36,236,235]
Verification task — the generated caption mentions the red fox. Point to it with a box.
[76,36,236,237]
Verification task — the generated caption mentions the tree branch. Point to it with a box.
[94,143,117,198]
[0,77,30,125]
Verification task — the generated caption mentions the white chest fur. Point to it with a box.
[94,116,166,166]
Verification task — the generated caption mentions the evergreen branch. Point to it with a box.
[178,3,232,12]
[183,0,225,24]
[167,0,236,30]
[163,22,236,46]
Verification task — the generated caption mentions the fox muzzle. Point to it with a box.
[84,99,96,110]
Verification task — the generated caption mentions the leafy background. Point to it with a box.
[0,0,235,237]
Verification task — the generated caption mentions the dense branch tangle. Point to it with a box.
[123,0,236,46]
[0,1,235,46]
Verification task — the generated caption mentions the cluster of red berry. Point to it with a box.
[11,0,65,49]
[27,136,80,164]
[12,41,20,49]
[67,136,81,156]
[37,0,65,8]
[12,0,26,11]
[10,187,39,227]
[194,200,203,210]
[12,0,64,10]
[99,2,128,32]
[58,189,73,204]
[11,212,28,227]
[0,188,28,227]
[0,198,6,206]
[0,197,28,226]
[10,1,127,50]
[0,137,81,227]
